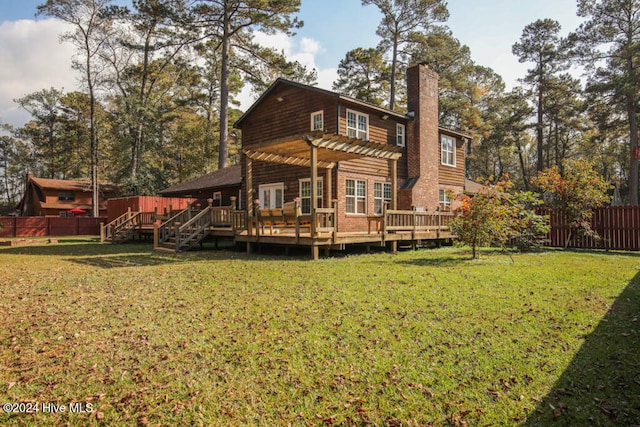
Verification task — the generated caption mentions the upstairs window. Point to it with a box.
[396,123,405,147]
[346,109,368,140]
[58,191,75,201]
[441,136,455,167]
[311,110,324,131]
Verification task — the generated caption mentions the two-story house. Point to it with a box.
[234,62,470,235]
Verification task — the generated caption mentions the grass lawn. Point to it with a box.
[0,238,639,426]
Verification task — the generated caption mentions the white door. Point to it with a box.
[259,183,284,209]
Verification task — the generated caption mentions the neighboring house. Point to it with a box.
[158,165,242,208]
[16,174,119,217]
[234,63,471,233]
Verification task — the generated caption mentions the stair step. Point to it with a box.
[154,246,176,254]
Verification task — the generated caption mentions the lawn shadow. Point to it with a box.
[522,271,640,425]
[0,240,152,257]
[67,253,193,269]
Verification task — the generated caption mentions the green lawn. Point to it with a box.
[1,239,638,426]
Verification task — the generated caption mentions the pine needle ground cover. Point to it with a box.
[1,240,638,426]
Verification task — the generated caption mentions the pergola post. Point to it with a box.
[390,158,398,254]
[390,158,398,210]
[246,155,253,218]
[325,167,332,209]
[310,145,318,237]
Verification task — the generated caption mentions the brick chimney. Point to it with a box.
[399,63,439,210]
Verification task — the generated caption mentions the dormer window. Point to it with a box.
[311,110,323,131]
[346,109,368,140]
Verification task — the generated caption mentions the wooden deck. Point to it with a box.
[104,204,455,259]
[222,206,454,259]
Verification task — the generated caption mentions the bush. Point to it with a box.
[532,159,611,247]
[451,177,549,258]
[507,191,549,252]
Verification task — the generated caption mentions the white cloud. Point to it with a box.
[0,19,77,127]
[237,32,336,109]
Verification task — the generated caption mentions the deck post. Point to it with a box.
[100,222,105,243]
[332,199,338,240]
[153,224,158,248]
[311,245,319,260]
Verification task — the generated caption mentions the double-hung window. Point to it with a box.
[299,178,323,214]
[396,123,405,147]
[346,110,368,140]
[374,182,392,215]
[346,179,366,214]
[439,189,452,210]
[441,136,455,166]
[311,110,323,131]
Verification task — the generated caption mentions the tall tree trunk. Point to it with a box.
[536,85,544,172]
[86,41,99,217]
[515,136,529,191]
[388,35,398,111]
[628,97,639,205]
[218,5,231,170]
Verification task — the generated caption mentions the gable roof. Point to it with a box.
[29,176,120,193]
[158,165,241,196]
[234,78,474,143]
[234,78,407,128]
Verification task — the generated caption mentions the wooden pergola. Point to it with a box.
[243,132,404,234]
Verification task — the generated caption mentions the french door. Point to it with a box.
[259,183,284,209]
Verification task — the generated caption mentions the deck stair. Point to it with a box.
[102,211,142,243]
[156,205,214,252]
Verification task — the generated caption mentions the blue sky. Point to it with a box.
[1,0,584,126]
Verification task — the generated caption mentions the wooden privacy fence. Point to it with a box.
[0,217,106,238]
[544,206,640,251]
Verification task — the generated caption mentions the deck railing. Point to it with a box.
[314,207,337,234]
[210,206,234,227]
[175,206,212,251]
[138,211,157,226]
[231,210,247,230]
[101,210,141,243]
[157,206,196,247]
[384,209,454,233]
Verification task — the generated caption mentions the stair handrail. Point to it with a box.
[176,206,212,251]
[156,206,194,247]
[102,210,140,243]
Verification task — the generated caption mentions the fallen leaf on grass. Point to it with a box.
[487,388,501,400]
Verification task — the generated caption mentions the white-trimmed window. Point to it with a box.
[439,189,452,210]
[374,182,392,215]
[311,110,324,131]
[346,109,369,140]
[259,183,284,209]
[396,123,405,147]
[299,178,323,214]
[441,136,455,167]
[346,179,366,214]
